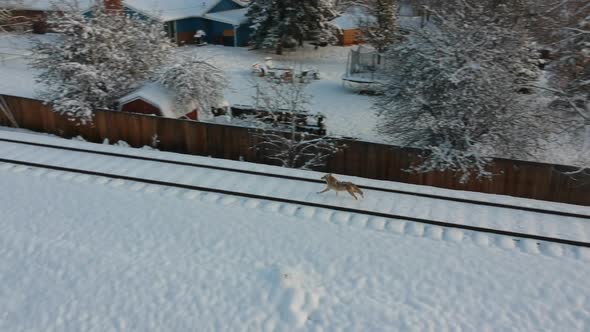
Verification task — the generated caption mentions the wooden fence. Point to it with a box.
[1,94,588,206]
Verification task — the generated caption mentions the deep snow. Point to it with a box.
[0,128,589,331]
[1,129,590,244]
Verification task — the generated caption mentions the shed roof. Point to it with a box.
[331,6,373,30]
[119,83,194,118]
[203,7,248,25]
[2,0,96,11]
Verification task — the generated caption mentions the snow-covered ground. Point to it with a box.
[0,33,586,166]
[179,45,380,141]
[0,33,380,141]
[0,34,43,98]
[1,130,590,331]
[2,128,590,243]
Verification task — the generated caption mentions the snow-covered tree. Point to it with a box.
[246,0,279,50]
[508,0,589,170]
[247,0,336,54]
[31,2,173,123]
[542,9,589,170]
[156,57,229,118]
[357,0,399,53]
[375,0,543,182]
[253,80,345,169]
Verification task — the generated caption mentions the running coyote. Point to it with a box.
[317,174,364,200]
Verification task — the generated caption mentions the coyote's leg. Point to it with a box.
[317,187,330,194]
[347,188,358,200]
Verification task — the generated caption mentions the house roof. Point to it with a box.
[2,0,251,22]
[203,7,248,26]
[124,0,249,22]
[331,6,373,30]
[119,83,194,118]
[2,0,96,11]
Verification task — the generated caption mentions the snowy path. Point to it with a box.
[0,130,589,245]
[1,145,590,331]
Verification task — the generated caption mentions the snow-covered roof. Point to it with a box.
[119,83,194,118]
[332,13,360,30]
[203,7,248,26]
[1,0,96,11]
[331,6,373,30]
[124,0,248,22]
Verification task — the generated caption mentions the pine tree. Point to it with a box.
[246,0,280,50]
[358,0,399,53]
[247,0,336,54]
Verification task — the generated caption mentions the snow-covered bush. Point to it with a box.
[31,3,173,123]
[253,80,345,170]
[156,57,229,118]
[375,0,543,181]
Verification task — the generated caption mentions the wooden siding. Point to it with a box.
[182,110,198,120]
[1,95,588,206]
[341,29,363,46]
[236,24,252,46]
[174,18,209,44]
[121,99,162,116]
[176,31,196,45]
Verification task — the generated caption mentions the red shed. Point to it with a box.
[119,83,198,120]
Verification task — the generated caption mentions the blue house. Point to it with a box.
[120,0,252,46]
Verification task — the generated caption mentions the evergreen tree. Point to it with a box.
[247,0,336,54]
[358,0,399,53]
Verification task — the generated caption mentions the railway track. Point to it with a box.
[0,155,589,248]
[1,137,588,220]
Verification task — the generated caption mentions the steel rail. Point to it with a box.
[1,156,589,248]
[1,137,588,219]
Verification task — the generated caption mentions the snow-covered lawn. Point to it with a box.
[0,34,43,98]
[0,129,590,331]
[0,33,586,165]
[0,33,380,141]
[178,44,380,141]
